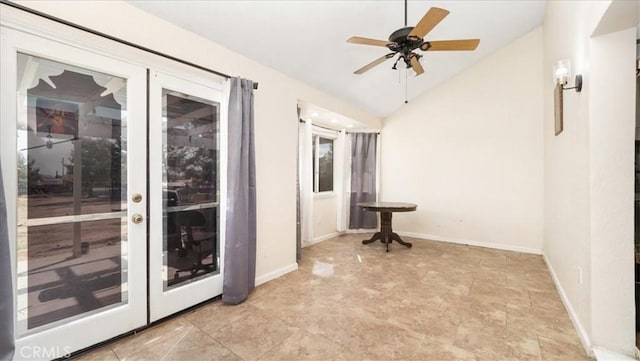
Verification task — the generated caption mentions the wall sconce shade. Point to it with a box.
[553,59,583,92]
[553,59,583,136]
[553,59,571,85]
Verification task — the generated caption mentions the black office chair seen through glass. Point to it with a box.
[165,192,218,287]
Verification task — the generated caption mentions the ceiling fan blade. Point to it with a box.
[347,36,392,47]
[410,55,424,76]
[408,7,449,39]
[425,39,480,51]
[354,53,395,74]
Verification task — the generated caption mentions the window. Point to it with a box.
[312,135,334,193]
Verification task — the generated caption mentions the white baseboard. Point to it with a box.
[255,263,298,287]
[399,231,543,255]
[303,231,343,248]
[344,229,377,234]
[542,253,593,357]
[592,347,636,360]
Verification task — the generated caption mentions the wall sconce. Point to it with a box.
[553,59,582,92]
[553,59,583,135]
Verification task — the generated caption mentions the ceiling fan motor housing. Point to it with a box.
[387,26,426,67]
[387,26,425,53]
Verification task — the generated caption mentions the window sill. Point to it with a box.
[313,192,336,199]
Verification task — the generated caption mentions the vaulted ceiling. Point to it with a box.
[129,0,546,118]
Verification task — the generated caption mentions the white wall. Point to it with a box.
[380,27,544,253]
[589,26,636,355]
[9,0,380,283]
[543,0,638,356]
[312,195,338,242]
[542,1,598,349]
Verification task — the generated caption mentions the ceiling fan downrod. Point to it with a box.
[404,0,408,27]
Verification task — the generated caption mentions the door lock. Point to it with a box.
[132,214,144,224]
[132,193,143,203]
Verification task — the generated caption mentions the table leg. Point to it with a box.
[361,210,412,251]
[391,232,412,248]
[362,232,382,244]
[382,212,412,250]
[380,212,392,252]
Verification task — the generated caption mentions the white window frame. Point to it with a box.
[312,127,337,196]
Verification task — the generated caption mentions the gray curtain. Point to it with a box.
[295,107,302,261]
[222,78,256,305]
[349,133,378,229]
[0,159,14,360]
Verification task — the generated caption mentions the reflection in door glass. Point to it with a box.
[25,219,125,329]
[162,90,220,289]
[16,53,128,334]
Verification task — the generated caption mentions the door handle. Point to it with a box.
[132,214,144,224]
[132,193,143,203]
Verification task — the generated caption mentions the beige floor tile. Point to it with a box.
[504,332,543,361]
[256,328,349,361]
[75,236,589,361]
[119,346,172,361]
[422,271,474,297]
[208,309,294,361]
[470,279,510,298]
[454,324,541,360]
[383,296,459,343]
[313,310,424,360]
[538,336,592,361]
[411,336,478,361]
[506,304,581,346]
[184,300,255,335]
[524,273,557,293]
[164,327,241,361]
[111,317,193,360]
[454,324,504,359]
[505,287,532,308]
[444,294,507,329]
[528,290,566,314]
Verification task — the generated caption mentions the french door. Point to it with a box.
[1,27,225,358]
[148,70,225,322]
[1,27,148,357]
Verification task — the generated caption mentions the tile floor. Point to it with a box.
[76,234,593,360]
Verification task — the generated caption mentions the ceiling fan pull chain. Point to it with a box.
[404,70,408,104]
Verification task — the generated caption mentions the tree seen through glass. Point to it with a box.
[313,136,333,193]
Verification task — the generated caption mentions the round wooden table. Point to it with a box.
[357,202,417,252]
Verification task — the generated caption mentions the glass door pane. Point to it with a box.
[16,53,131,334]
[163,89,220,289]
[14,52,134,335]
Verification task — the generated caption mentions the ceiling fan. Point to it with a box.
[347,1,480,76]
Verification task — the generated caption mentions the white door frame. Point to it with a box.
[1,27,148,357]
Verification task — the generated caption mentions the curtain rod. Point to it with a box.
[300,119,340,133]
[1,0,259,90]
[299,119,380,134]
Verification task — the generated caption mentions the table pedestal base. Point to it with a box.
[362,211,412,252]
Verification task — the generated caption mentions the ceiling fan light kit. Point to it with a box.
[347,1,480,80]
